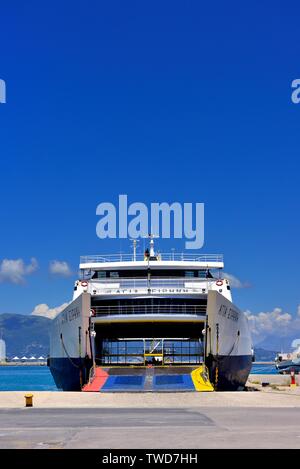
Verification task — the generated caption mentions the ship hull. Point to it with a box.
[49,290,252,391]
[49,357,92,391]
[206,354,252,390]
[49,292,93,391]
[276,360,300,374]
[205,290,252,390]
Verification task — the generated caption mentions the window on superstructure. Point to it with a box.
[98,271,106,278]
[197,270,208,278]
[109,271,119,278]
[184,271,195,277]
[92,271,107,279]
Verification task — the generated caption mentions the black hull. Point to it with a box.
[206,354,252,390]
[49,357,92,391]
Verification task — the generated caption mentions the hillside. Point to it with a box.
[0,313,51,357]
[254,348,277,362]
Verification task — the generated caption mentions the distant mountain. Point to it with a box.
[0,314,51,357]
[254,335,296,353]
[253,347,277,362]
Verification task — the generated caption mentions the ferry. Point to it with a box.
[275,342,300,374]
[48,238,253,391]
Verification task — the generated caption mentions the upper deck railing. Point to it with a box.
[80,253,223,264]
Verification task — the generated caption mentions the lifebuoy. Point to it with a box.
[81,281,88,288]
[216,280,223,286]
[90,309,96,317]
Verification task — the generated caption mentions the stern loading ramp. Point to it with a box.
[82,366,214,392]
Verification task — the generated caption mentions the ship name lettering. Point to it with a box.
[218,305,227,317]
[61,307,81,323]
[105,288,192,294]
[61,312,68,325]
[227,308,239,322]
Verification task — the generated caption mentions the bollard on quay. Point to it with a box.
[24,393,33,407]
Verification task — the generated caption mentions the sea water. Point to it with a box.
[250,363,277,374]
[0,363,277,391]
[0,366,58,391]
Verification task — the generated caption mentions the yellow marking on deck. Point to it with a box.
[191,365,214,392]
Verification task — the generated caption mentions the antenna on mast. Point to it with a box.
[130,239,139,261]
[171,247,175,261]
[142,233,159,259]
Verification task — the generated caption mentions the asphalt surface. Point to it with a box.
[1,406,300,449]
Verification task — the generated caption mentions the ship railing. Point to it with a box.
[80,253,223,264]
[89,277,216,289]
[91,304,207,317]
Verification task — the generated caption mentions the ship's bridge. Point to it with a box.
[76,252,228,301]
[79,253,224,290]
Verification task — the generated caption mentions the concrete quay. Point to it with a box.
[248,373,300,386]
[0,374,300,449]
[0,387,300,409]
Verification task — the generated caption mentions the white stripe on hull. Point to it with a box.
[50,293,91,359]
[206,291,252,357]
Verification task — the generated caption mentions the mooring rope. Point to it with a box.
[60,333,81,369]
[219,330,240,359]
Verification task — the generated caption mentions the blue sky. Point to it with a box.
[0,1,300,343]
